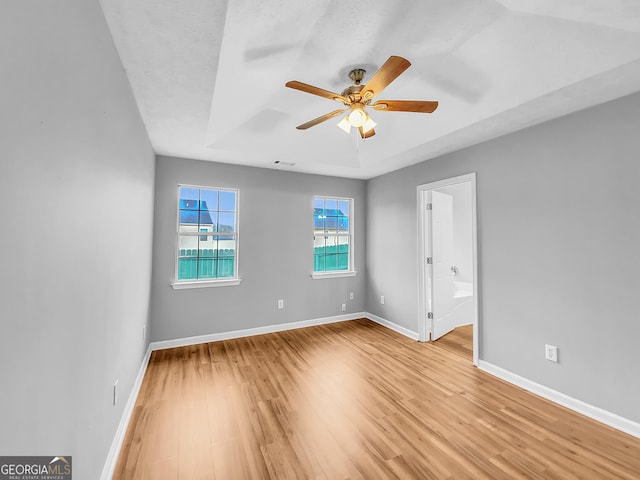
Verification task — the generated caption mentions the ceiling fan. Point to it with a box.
[285,56,438,139]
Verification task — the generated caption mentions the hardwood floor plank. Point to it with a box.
[114,319,640,479]
[433,324,473,361]
[177,361,215,479]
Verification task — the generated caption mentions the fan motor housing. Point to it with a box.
[344,72,371,103]
[341,84,365,101]
[340,68,371,103]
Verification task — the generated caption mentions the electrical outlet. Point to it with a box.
[341,303,346,312]
[142,325,146,342]
[277,299,284,309]
[113,380,119,406]
[349,292,354,300]
[380,295,385,305]
[545,344,558,363]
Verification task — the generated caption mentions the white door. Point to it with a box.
[431,191,455,340]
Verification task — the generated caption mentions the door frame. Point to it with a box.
[417,173,479,366]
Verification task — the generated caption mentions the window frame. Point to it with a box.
[311,195,357,279]
[171,184,242,289]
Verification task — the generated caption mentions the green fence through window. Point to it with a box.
[178,249,235,280]
[179,246,347,279]
[314,244,349,272]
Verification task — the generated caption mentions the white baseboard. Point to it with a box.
[365,312,419,341]
[478,360,640,439]
[150,312,368,351]
[101,344,152,480]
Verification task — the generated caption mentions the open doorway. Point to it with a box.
[417,173,478,365]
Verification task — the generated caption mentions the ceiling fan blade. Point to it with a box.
[360,56,411,102]
[358,127,375,139]
[286,81,349,104]
[296,109,346,130]
[372,100,439,113]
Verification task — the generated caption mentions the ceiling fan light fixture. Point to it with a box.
[362,114,377,134]
[347,108,366,127]
[337,116,352,134]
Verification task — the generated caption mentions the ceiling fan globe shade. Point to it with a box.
[362,114,377,134]
[337,116,352,133]
[348,109,367,127]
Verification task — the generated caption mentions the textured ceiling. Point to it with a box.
[100,0,640,179]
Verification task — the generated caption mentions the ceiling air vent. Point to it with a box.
[273,160,296,167]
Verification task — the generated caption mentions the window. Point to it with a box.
[173,185,240,288]
[313,196,356,278]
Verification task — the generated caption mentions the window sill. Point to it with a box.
[171,278,242,290]
[311,270,358,280]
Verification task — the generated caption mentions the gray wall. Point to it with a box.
[366,92,640,423]
[0,1,155,478]
[151,156,366,342]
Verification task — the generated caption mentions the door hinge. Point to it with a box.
[426,257,433,264]
[426,203,432,210]
[427,312,433,319]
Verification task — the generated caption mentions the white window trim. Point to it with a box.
[312,195,356,279]
[173,184,241,288]
[171,278,242,289]
[310,270,358,280]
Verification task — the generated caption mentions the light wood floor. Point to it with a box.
[114,319,640,479]
[432,324,473,361]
